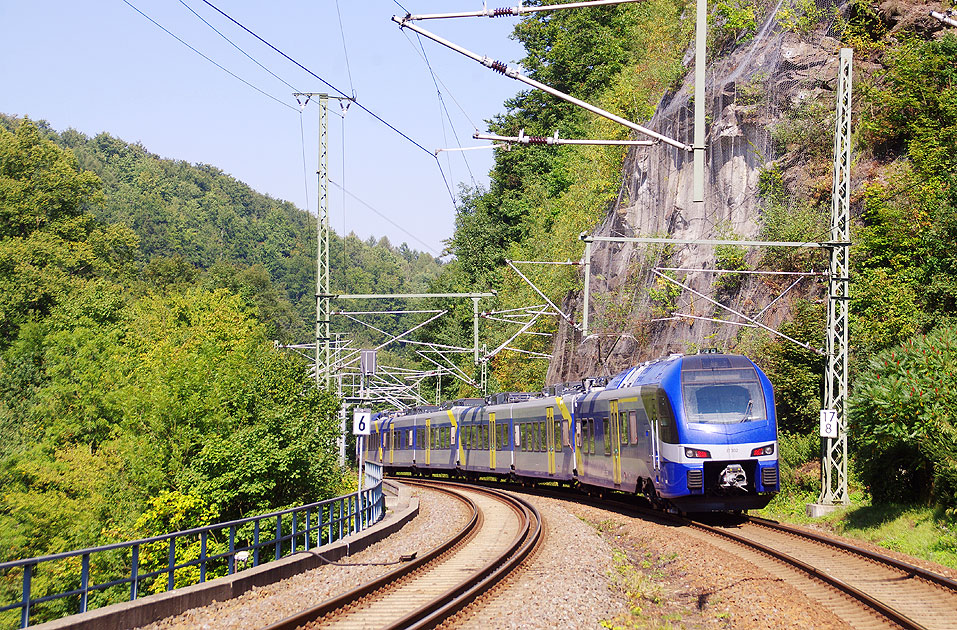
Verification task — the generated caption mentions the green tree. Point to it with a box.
[850,325,957,507]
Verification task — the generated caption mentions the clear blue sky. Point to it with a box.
[0,1,528,256]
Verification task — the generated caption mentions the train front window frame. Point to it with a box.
[681,367,767,425]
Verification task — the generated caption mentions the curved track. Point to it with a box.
[416,476,957,630]
[684,514,957,630]
[262,480,541,630]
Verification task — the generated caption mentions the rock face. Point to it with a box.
[546,15,844,384]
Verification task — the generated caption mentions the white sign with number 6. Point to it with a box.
[819,409,838,438]
[353,409,371,436]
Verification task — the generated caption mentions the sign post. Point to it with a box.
[353,408,371,492]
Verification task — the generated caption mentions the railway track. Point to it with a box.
[436,476,957,629]
[685,514,957,630]
[262,480,541,630]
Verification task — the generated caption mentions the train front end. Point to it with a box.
[664,354,779,512]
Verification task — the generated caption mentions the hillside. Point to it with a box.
[0,114,445,346]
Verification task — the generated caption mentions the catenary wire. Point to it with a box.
[299,112,311,213]
[201,0,431,157]
[412,31,477,185]
[123,0,298,112]
[334,0,356,98]
[199,0,458,205]
[178,0,300,93]
[329,179,443,257]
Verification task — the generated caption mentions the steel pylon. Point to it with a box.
[819,49,852,506]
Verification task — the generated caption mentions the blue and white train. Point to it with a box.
[364,353,779,512]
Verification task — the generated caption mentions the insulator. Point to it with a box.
[492,7,516,17]
[527,136,548,144]
[490,60,508,74]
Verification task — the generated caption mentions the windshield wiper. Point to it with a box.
[740,400,753,423]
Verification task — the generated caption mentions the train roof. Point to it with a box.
[604,353,755,390]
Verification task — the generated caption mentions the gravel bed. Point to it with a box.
[453,492,852,629]
[136,486,469,630]
[449,493,626,629]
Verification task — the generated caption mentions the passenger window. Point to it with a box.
[620,415,628,445]
[588,419,596,455]
[629,410,638,444]
[535,422,543,452]
[554,419,562,453]
[603,418,611,455]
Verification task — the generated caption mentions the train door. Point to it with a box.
[546,407,556,475]
[425,417,431,466]
[610,400,622,485]
[489,412,497,470]
[389,425,395,465]
[574,415,584,475]
[446,409,462,467]
[642,386,661,476]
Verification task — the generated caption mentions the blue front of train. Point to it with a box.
[659,354,779,511]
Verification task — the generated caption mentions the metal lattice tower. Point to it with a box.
[819,49,852,506]
[316,94,331,390]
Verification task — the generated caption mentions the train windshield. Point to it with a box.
[681,367,766,424]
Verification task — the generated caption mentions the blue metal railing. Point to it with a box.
[0,462,384,628]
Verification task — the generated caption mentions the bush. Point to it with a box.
[850,325,957,508]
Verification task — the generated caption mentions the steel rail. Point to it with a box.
[262,480,541,630]
[747,516,957,593]
[388,480,542,630]
[260,482,479,630]
[394,475,954,630]
[686,518,930,630]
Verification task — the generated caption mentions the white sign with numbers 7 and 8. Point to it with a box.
[353,409,371,436]
[819,409,838,438]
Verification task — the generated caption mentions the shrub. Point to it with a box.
[850,325,957,508]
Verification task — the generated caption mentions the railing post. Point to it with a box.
[130,545,139,601]
[275,515,282,561]
[253,520,260,567]
[228,526,236,575]
[167,538,175,592]
[291,512,298,554]
[305,509,312,548]
[200,532,207,583]
[80,553,90,613]
[21,563,32,629]
[327,502,333,543]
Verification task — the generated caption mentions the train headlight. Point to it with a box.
[750,444,774,457]
[684,448,711,458]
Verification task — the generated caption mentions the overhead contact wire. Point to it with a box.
[334,0,356,98]
[178,0,300,92]
[123,0,298,112]
[199,0,434,158]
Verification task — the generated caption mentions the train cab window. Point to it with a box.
[603,418,611,455]
[681,366,767,425]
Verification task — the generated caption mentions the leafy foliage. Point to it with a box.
[850,326,957,507]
